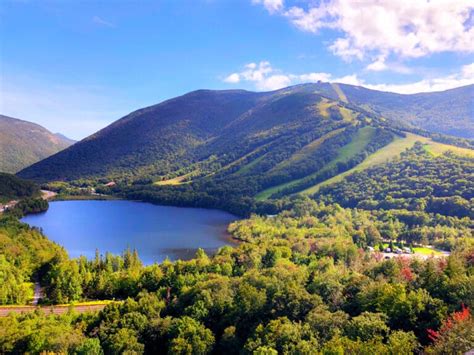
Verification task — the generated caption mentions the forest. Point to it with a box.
[1,195,473,354]
[317,144,473,219]
[3,128,474,354]
[0,173,41,202]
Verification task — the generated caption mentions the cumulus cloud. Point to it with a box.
[364,62,474,94]
[222,61,332,90]
[223,61,474,94]
[223,73,240,83]
[254,0,474,64]
[252,0,283,13]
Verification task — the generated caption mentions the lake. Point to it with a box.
[21,200,238,264]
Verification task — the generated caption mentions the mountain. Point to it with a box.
[309,83,474,138]
[0,115,76,173]
[54,132,76,146]
[18,83,473,215]
[18,86,386,182]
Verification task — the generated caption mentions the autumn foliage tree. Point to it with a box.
[426,305,474,354]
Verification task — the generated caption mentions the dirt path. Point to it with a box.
[41,190,57,200]
[0,303,108,317]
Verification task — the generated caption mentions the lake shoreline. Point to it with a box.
[52,193,243,241]
[22,199,239,264]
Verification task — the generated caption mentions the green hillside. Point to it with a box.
[0,115,75,173]
[316,143,474,218]
[17,84,473,215]
[255,126,377,199]
[311,83,474,139]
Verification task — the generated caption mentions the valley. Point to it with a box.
[1,83,473,354]
[2,1,474,352]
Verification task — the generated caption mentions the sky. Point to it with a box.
[0,0,473,140]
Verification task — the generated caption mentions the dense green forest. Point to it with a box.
[1,198,473,354]
[0,173,41,202]
[317,144,474,219]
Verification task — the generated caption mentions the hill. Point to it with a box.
[310,83,474,139]
[316,143,474,218]
[0,115,75,173]
[18,87,379,181]
[17,84,473,215]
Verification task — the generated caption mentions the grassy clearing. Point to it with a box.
[301,133,424,194]
[271,128,345,172]
[256,126,375,200]
[339,106,355,122]
[331,83,348,103]
[154,172,195,186]
[316,98,335,118]
[412,247,443,255]
[424,141,474,158]
[235,154,267,175]
[302,133,474,195]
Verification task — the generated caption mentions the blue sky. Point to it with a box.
[1,0,473,139]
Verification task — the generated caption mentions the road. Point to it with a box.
[0,303,108,317]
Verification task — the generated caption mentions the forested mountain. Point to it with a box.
[18,83,473,216]
[0,115,75,173]
[309,83,474,138]
[18,84,473,183]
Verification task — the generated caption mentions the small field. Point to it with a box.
[412,247,443,255]
[423,141,474,158]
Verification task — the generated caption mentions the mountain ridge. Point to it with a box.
[17,83,473,193]
[0,115,75,173]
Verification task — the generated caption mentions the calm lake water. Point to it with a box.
[21,200,238,264]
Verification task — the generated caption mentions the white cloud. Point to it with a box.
[223,60,474,94]
[223,73,240,83]
[223,61,333,90]
[364,62,474,94]
[366,56,388,72]
[92,15,115,28]
[298,72,332,82]
[462,62,474,77]
[255,0,474,63]
[252,0,283,14]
